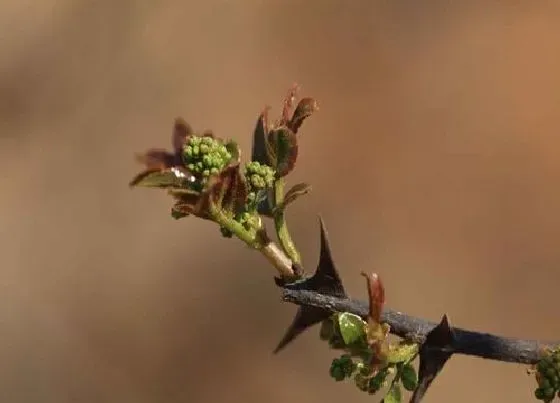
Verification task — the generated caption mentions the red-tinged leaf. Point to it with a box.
[167,187,212,219]
[251,106,272,167]
[274,183,312,213]
[280,83,299,124]
[288,97,319,134]
[266,127,298,177]
[283,182,311,207]
[129,168,193,189]
[134,149,178,171]
[361,271,385,324]
[205,164,248,214]
[172,117,193,154]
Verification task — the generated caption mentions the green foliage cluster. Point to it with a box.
[534,348,560,402]
[321,312,418,402]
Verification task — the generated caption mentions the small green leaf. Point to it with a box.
[266,127,298,177]
[401,363,418,391]
[337,312,367,346]
[383,383,402,403]
[387,342,419,364]
[129,168,192,189]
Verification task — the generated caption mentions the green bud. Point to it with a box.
[543,387,556,400]
[354,373,369,392]
[202,136,213,145]
[545,367,557,379]
[202,169,210,177]
[200,144,209,154]
[538,360,549,373]
[187,163,195,171]
[535,388,546,400]
[184,146,193,157]
[539,377,550,389]
[202,154,212,166]
[196,161,204,171]
[330,362,345,382]
[210,167,219,175]
[220,226,233,238]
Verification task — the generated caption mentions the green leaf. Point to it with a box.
[401,363,418,391]
[266,127,298,177]
[383,383,402,403]
[336,312,367,346]
[129,168,192,189]
[387,342,419,364]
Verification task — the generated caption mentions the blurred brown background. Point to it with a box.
[1,1,560,402]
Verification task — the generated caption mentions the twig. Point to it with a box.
[281,288,558,365]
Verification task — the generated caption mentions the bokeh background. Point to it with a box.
[1,1,560,402]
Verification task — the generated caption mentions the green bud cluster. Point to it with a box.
[245,161,275,191]
[330,355,356,382]
[183,136,232,183]
[236,211,262,232]
[218,211,262,239]
[329,354,393,395]
[534,349,560,401]
[355,366,390,394]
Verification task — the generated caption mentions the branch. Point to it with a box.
[281,287,558,365]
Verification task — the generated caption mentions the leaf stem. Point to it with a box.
[209,203,296,279]
[209,205,260,248]
[273,178,302,265]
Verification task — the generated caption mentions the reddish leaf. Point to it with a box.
[134,149,178,171]
[172,117,193,154]
[266,127,298,177]
[129,167,193,189]
[289,97,319,134]
[361,272,385,324]
[280,83,299,124]
[205,163,248,214]
[275,182,312,212]
[169,189,210,219]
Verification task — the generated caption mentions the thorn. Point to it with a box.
[273,217,347,353]
[410,314,456,403]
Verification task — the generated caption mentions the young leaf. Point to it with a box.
[383,383,402,403]
[251,107,271,166]
[206,164,248,215]
[288,97,319,134]
[337,312,367,346]
[387,343,419,364]
[275,182,312,212]
[129,168,192,189]
[169,189,209,219]
[401,363,419,391]
[361,271,385,324]
[134,149,178,171]
[266,127,298,177]
[172,117,192,154]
